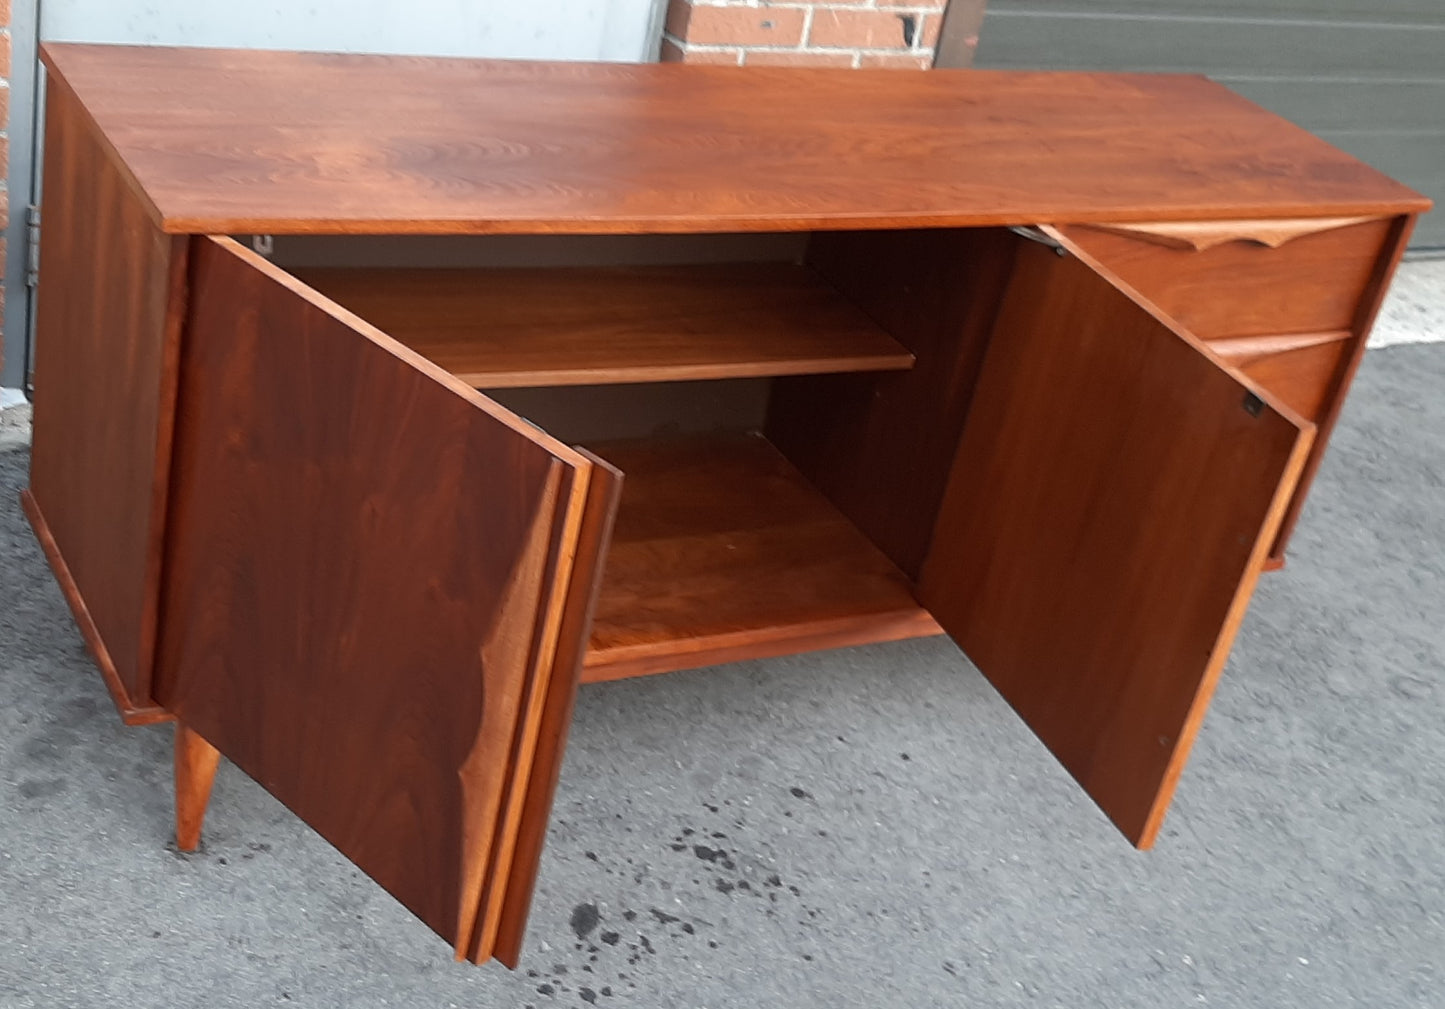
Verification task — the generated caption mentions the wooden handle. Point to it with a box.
[1070,216,1382,252]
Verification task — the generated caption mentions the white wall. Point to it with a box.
[40,0,665,62]
[0,0,667,391]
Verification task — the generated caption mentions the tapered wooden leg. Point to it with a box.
[174,723,221,852]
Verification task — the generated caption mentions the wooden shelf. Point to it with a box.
[295,264,915,388]
[580,434,942,682]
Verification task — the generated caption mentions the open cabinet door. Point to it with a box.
[918,235,1315,849]
[153,237,619,964]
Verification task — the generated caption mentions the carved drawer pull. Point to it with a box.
[1071,216,1382,252]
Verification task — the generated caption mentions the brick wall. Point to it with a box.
[661,0,948,69]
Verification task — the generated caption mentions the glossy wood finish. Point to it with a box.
[1209,331,1353,420]
[153,237,598,960]
[581,434,941,683]
[919,239,1313,848]
[40,43,1427,235]
[1074,215,1380,251]
[19,490,171,724]
[24,77,188,717]
[767,227,1019,578]
[493,450,623,967]
[1054,216,1394,340]
[1054,214,1412,564]
[295,264,914,388]
[1267,213,1417,564]
[174,723,221,853]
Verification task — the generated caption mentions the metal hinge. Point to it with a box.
[1009,225,1067,256]
[25,205,41,288]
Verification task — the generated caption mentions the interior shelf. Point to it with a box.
[296,263,915,388]
[580,433,942,682]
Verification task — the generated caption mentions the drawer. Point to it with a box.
[1056,216,1394,339]
[1209,331,1353,420]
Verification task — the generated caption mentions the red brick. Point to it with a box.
[0,1,11,28]
[0,31,11,78]
[877,0,947,10]
[667,2,807,48]
[661,37,744,65]
[858,53,932,70]
[744,50,856,68]
[918,12,943,49]
[809,9,917,50]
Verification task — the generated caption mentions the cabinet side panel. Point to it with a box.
[1267,213,1415,562]
[25,79,185,717]
[766,228,1017,579]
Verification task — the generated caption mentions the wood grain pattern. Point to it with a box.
[1266,213,1417,563]
[767,227,1019,579]
[294,265,914,388]
[581,434,940,682]
[40,43,1427,235]
[24,77,188,715]
[919,239,1313,848]
[1073,215,1381,251]
[1054,216,1394,339]
[19,490,172,725]
[153,237,598,960]
[174,723,221,853]
[1208,331,1353,419]
[493,450,623,967]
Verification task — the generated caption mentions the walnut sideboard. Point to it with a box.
[22,43,1429,966]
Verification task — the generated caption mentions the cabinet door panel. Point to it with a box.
[918,239,1313,849]
[154,237,610,963]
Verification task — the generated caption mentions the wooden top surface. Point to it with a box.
[43,42,1429,235]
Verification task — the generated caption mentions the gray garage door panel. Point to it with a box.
[973,2,1444,247]
[999,0,1444,24]
[1227,80,1445,133]
[976,13,1444,77]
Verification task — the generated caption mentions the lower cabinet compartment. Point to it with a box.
[577,432,942,682]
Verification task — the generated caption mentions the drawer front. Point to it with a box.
[1056,216,1393,339]
[1209,332,1353,420]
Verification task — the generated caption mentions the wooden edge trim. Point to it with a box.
[1206,329,1354,361]
[454,352,918,390]
[1135,422,1317,849]
[450,461,571,961]
[1266,212,1418,563]
[491,449,625,968]
[39,55,169,234]
[199,237,592,471]
[134,235,192,705]
[1070,216,1384,252]
[582,609,945,684]
[467,457,597,963]
[1039,226,1312,433]
[148,203,1433,238]
[19,489,174,727]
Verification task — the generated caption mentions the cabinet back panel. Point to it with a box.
[767,228,1018,580]
[269,233,808,270]
[486,380,771,445]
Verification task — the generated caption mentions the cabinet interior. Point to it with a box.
[264,228,1017,680]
